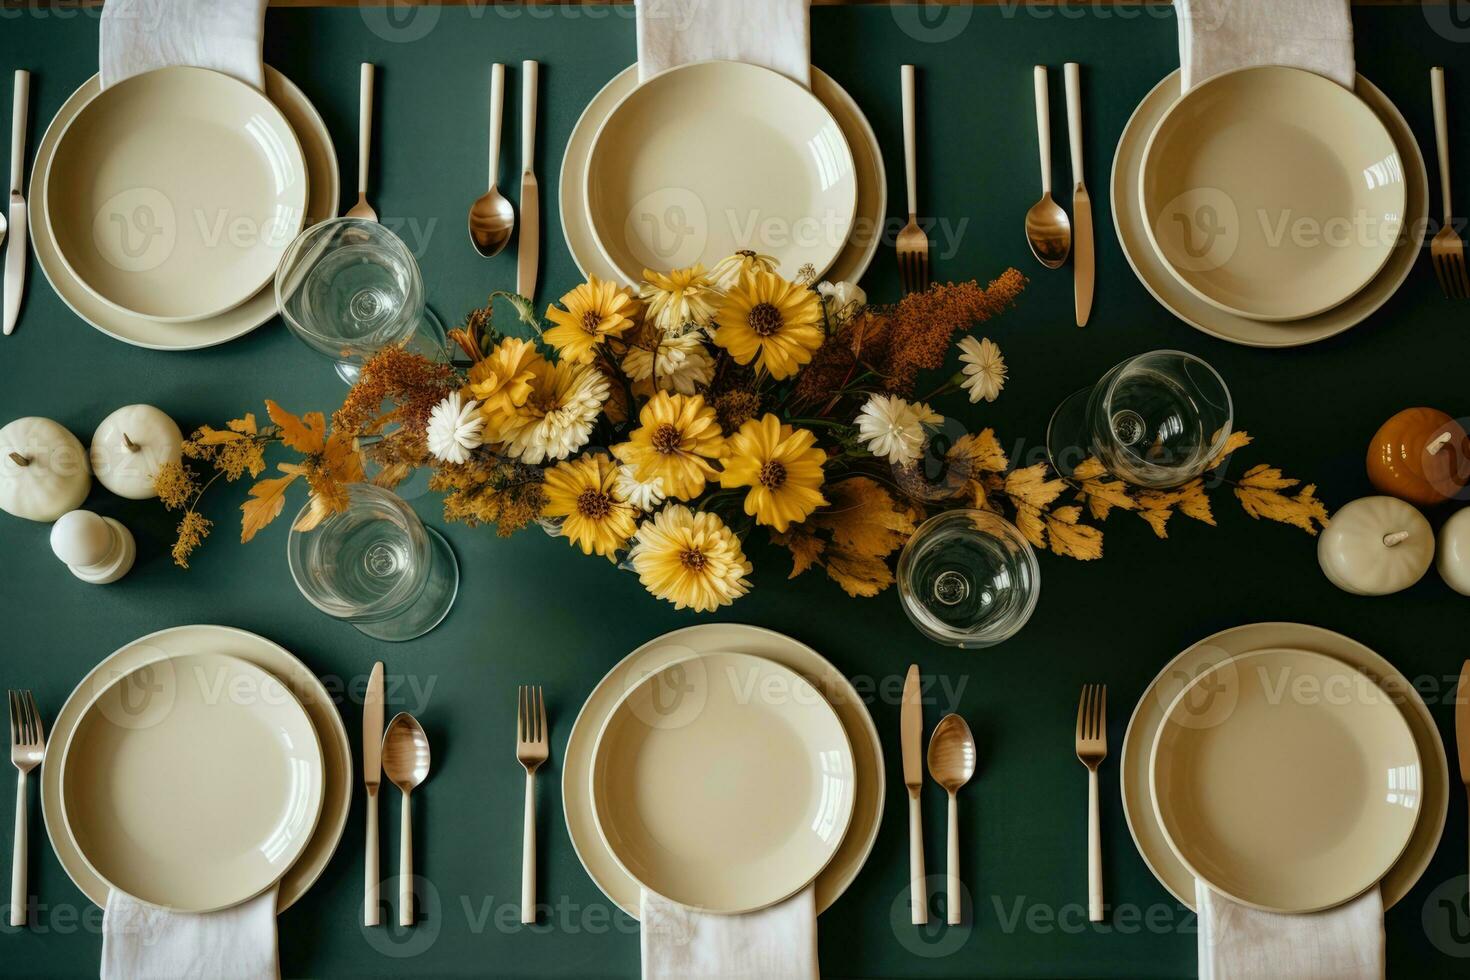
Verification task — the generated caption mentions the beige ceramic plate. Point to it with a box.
[1114,72,1425,347]
[42,625,352,912]
[562,65,885,286]
[1122,623,1447,911]
[585,60,857,283]
[590,650,854,913]
[30,67,338,349]
[60,650,324,911]
[564,624,884,919]
[1141,67,1403,322]
[45,66,308,322]
[1151,647,1420,913]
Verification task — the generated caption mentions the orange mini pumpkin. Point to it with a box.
[1366,407,1470,506]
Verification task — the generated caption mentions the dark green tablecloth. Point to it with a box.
[2,4,1468,977]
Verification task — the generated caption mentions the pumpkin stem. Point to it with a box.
[121,433,141,453]
[7,452,30,467]
[1382,530,1412,547]
[1426,432,1453,456]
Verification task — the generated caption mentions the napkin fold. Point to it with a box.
[641,886,818,980]
[1196,881,1383,980]
[102,888,279,980]
[636,0,811,88]
[100,0,269,91]
[1177,0,1354,91]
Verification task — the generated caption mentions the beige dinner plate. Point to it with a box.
[1122,623,1448,911]
[60,650,324,911]
[590,650,854,913]
[563,623,885,919]
[31,67,339,349]
[45,66,308,323]
[562,65,885,286]
[42,625,352,912]
[1113,72,1426,347]
[1151,647,1420,913]
[585,61,858,283]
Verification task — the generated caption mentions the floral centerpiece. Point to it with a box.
[155,253,1328,611]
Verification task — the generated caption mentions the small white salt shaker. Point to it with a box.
[50,510,135,584]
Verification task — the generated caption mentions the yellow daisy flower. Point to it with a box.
[541,453,637,561]
[544,277,639,364]
[719,414,828,532]
[612,391,725,500]
[712,269,824,380]
[709,250,778,290]
[468,337,544,423]
[640,265,717,333]
[628,504,752,612]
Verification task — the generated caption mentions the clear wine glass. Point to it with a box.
[286,484,459,642]
[275,218,447,383]
[897,510,1041,649]
[1046,350,1233,489]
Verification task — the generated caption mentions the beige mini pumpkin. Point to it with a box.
[90,404,183,500]
[1317,496,1434,596]
[0,417,93,522]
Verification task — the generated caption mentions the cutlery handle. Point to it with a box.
[1433,67,1453,224]
[908,793,927,925]
[901,65,917,217]
[522,61,538,174]
[1064,62,1083,185]
[521,769,536,923]
[1088,768,1103,922]
[946,793,960,925]
[364,789,379,926]
[1034,65,1051,194]
[399,793,412,927]
[489,63,505,190]
[10,770,26,927]
[10,70,27,196]
[358,63,374,198]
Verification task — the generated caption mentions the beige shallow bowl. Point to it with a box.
[590,650,855,913]
[1140,66,1404,322]
[45,66,308,322]
[585,60,857,283]
[60,649,325,912]
[1151,647,1421,913]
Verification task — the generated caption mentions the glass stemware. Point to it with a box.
[275,218,447,383]
[1046,350,1233,489]
[897,510,1041,649]
[287,483,459,642]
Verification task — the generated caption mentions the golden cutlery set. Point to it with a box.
[1027,63,1091,326]
[902,664,978,926]
[361,661,435,928]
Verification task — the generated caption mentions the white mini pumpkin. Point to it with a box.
[1436,508,1470,597]
[90,404,183,500]
[0,417,93,522]
[1317,496,1434,596]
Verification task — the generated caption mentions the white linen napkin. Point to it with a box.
[636,0,811,88]
[100,0,269,91]
[1196,881,1383,980]
[641,886,818,980]
[102,888,279,980]
[1177,0,1354,91]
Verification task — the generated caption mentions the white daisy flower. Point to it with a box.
[621,331,716,395]
[499,361,610,464]
[855,394,942,467]
[425,392,486,464]
[708,250,778,290]
[957,336,1007,403]
[613,464,667,512]
[817,280,866,327]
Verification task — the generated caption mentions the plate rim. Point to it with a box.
[587,648,856,914]
[58,648,325,912]
[1120,622,1448,911]
[1148,645,1421,914]
[40,624,352,912]
[582,58,859,284]
[560,622,885,919]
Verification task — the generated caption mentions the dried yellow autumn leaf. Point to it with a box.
[241,471,298,543]
[1174,479,1215,525]
[1235,476,1330,535]
[948,429,1009,475]
[772,528,825,579]
[266,400,326,455]
[1072,457,1108,481]
[1046,508,1103,560]
[1208,430,1254,470]
[1012,504,1047,549]
[1236,464,1298,491]
[1005,463,1067,511]
[812,477,916,559]
[227,414,258,436]
[194,426,246,445]
[824,548,895,598]
[1138,507,1172,539]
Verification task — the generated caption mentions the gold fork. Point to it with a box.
[1075,683,1106,923]
[1431,68,1469,298]
[517,685,548,924]
[898,65,929,294]
[9,690,42,927]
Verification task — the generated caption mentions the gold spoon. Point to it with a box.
[1026,65,1071,269]
[927,712,977,925]
[382,712,432,926]
[469,63,516,258]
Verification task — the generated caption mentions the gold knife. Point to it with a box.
[363,661,385,926]
[4,70,29,336]
[1064,63,1093,327]
[901,664,928,925]
[517,60,539,301]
